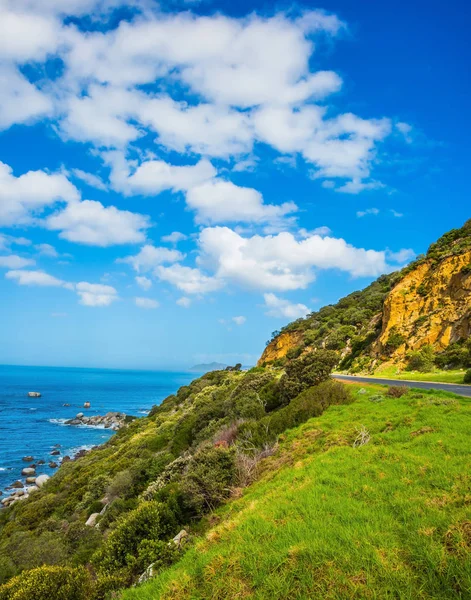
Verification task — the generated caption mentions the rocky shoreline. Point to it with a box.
[65,411,131,430]
[1,411,134,509]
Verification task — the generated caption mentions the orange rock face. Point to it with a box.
[376,251,471,359]
[258,331,304,365]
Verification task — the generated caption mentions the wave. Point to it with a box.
[138,410,150,415]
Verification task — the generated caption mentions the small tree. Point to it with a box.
[406,345,435,372]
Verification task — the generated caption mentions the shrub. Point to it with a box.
[464,369,471,384]
[0,566,91,600]
[180,445,236,516]
[279,350,338,403]
[384,327,406,354]
[386,385,409,398]
[406,345,435,372]
[93,501,177,575]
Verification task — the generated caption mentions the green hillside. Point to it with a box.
[122,384,471,600]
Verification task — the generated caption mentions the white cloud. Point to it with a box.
[46,199,150,246]
[186,179,297,225]
[197,226,390,292]
[135,275,152,290]
[0,161,79,226]
[0,65,53,131]
[263,293,310,319]
[106,152,216,196]
[135,297,159,309]
[70,168,108,191]
[390,209,404,218]
[161,231,188,244]
[76,281,118,306]
[387,248,415,264]
[232,315,246,325]
[396,122,413,144]
[5,269,72,288]
[0,234,31,250]
[176,296,191,308]
[0,255,35,269]
[35,243,59,258]
[356,208,380,218]
[156,264,223,294]
[120,245,184,272]
[337,179,385,194]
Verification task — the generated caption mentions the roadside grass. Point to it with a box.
[366,365,467,384]
[121,384,471,600]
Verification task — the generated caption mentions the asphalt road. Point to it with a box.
[334,374,471,398]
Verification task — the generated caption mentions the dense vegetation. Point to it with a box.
[0,351,351,598]
[122,383,471,600]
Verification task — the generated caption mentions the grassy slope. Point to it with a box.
[123,384,471,600]
[368,365,467,384]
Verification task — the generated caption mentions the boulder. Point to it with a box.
[50,449,60,456]
[63,403,70,407]
[49,462,58,469]
[61,456,71,464]
[85,513,100,527]
[22,456,34,462]
[28,486,39,493]
[37,459,45,465]
[21,468,35,476]
[10,481,23,489]
[138,563,156,585]
[172,530,188,547]
[76,413,84,419]
[25,477,36,484]
[35,474,50,488]
[84,401,91,409]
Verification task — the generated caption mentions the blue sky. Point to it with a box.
[0,0,469,370]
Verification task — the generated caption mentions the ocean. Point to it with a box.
[0,365,196,494]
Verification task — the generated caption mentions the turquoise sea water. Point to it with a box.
[0,365,195,494]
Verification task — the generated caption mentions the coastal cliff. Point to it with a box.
[260,219,471,372]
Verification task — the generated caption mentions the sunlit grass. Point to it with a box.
[368,364,467,384]
[121,384,471,599]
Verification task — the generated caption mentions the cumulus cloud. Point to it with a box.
[76,281,118,306]
[197,226,390,292]
[5,269,72,288]
[35,243,59,258]
[186,180,297,225]
[0,161,79,226]
[46,200,150,246]
[135,275,152,290]
[120,245,184,272]
[70,169,108,191]
[135,296,159,309]
[156,264,223,294]
[263,293,310,319]
[106,152,216,196]
[0,255,35,269]
[161,231,188,244]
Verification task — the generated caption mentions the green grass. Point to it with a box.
[121,384,471,600]
[367,365,467,384]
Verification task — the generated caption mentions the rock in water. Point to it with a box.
[22,456,34,462]
[21,467,36,476]
[27,392,41,398]
[84,401,91,409]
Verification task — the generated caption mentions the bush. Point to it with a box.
[386,385,409,398]
[464,369,471,384]
[180,445,235,516]
[93,501,177,575]
[384,327,406,354]
[406,345,435,372]
[0,566,91,600]
[279,350,338,403]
